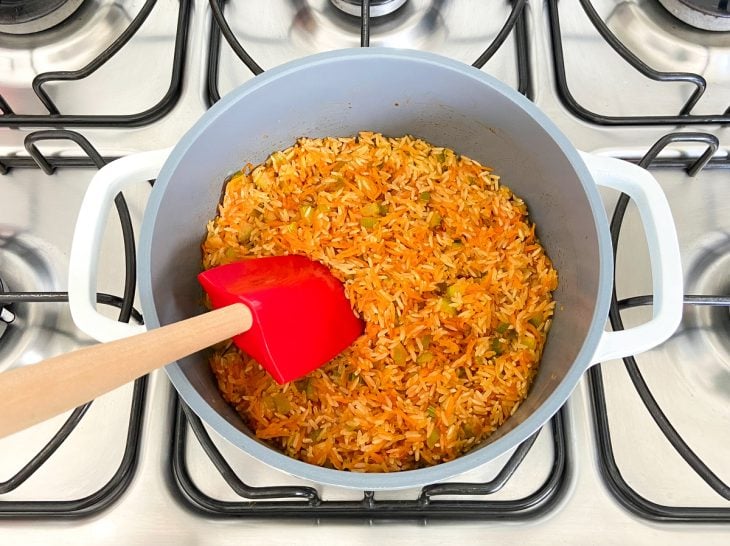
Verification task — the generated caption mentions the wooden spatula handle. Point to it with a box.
[0,303,252,439]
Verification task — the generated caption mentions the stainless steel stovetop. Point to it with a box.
[0,1,728,543]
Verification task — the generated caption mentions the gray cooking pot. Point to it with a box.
[69,48,683,490]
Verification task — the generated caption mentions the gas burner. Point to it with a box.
[0,0,155,93]
[0,232,73,373]
[682,235,730,378]
[0,276,15,332]
[657,0,730,31]
[330,0,408,17]
[0,0,85,35]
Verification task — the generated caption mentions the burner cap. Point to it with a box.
[0,0,85,35]
[0,277,15,341]
[330,0,408,18]
[657,0,730,31]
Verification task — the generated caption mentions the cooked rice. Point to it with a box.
[202,132,558,472]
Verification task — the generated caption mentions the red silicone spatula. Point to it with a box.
[198,255,363,384]
[0,255,362,438]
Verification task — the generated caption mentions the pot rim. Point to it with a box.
[139,47,613,490]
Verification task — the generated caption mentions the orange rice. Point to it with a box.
[202,132,558,472]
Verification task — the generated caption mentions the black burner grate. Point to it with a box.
[0,131,147,518]
[590,132,730,522]
[170,399,568,520]
[205,0,533,106]
[0,0,191,128]
[547,0,730,126]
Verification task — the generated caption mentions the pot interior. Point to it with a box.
[143,49,608,485]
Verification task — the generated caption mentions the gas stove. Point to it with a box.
[0,1,728,543]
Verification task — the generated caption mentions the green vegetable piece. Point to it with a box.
[421,335,432,349]
[429,212,442,228]
[417,351,434,364]
[297,378,316,400]
[491,338,504,356]
[528,314,543,328]
[427,406,437,418]
[300,204,314,220]
[427,427,440,448]
[361,203,381,217]
[272,394,291,413]
[237,224,254,243]
[378,203,389,216]
[445,284,462,299]
[461,423,475,438]
[521,336,537,350]
[360,217,378,229]
[419,191,431,203]
[308,428,322,441]
[439,298,457,316]
[496,322,510,334]
[392,343,407,365]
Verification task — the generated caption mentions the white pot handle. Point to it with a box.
[69,149,172,342]
[579,151,684,365]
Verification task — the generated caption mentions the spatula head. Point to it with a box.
[198,255,363,384]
